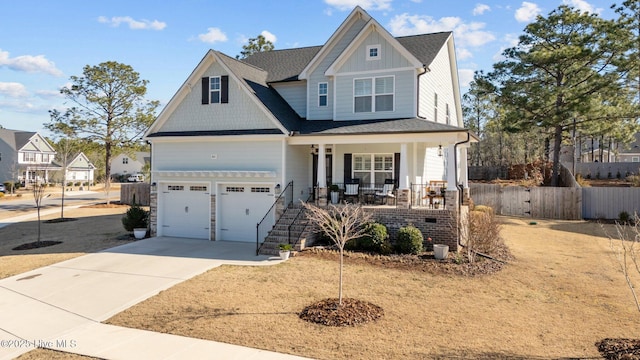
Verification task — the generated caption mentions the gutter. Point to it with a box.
[416,65,430,119]
[453,131,471,247]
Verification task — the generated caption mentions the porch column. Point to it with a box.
[397,143,411,208]
[317,144,327,206]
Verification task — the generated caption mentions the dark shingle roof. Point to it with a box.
[242,46,322,83]
[242,32,451,83]
[292,118,465,136]
[0,129,36,150]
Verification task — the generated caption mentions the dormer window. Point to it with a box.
[367,45,380,61]
[201,75,229,105]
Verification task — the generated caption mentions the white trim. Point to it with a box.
[318,82,328,107]
[153,170,276,178]
[209,75,221,104]
[352,75,395,113]
[333,66,416,77]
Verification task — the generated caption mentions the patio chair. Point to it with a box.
[375,179,396,205]
[343,179,360,203]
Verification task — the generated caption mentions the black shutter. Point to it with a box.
[394,153,400,187]
[344,153,352,183]
[221,75,229,103]
[201,77,209,105]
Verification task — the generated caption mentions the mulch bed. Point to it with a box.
[44,218,78,223]
[299,298,384,326]
[298,243,513,277]
[596,338,640,360]
[12,241,63,251]
[82,202,129,209]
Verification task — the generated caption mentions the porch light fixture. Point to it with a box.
[437,145,443,157]
[151,182,157,191]
[275,184,281,194]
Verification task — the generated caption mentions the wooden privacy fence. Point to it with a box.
[470,184,582,220]
[120,183,150,206]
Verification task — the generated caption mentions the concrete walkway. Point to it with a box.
[0,237,311,360]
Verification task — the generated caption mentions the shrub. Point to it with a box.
[0,192,4,198]
[121,203,149,231]
[473,205,494,214]
[619,211,631,224]
[395,225,424,254]
[347,222,390,254]
[466,209,504,262]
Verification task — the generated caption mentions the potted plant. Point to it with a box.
[122,201,149,239]
[433,243,449,260]
[279,243,293,260]
[329,184,340,204]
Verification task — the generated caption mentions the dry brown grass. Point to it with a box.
[0,205,132,279]
[103,217,639,360]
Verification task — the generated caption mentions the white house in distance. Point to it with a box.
[144,7,474,252]
[111,152,149,177]
[62,152,96,185]
[0,128,58,185]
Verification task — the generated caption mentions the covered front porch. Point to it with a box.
[292,130,472,210]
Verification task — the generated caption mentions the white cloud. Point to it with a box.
[35,89,62,99]
[458,68,475,88]
[261,30,277,44]
[456,48,473,60]
[0,82,29,98]
[562,0,602,14]
[198,27,228,44]
[324,0,392,11]
[0,49,63,77]
[473,4,490,16]
[388,13,495,48]
[515,2,541,23]
[98,16,166,30]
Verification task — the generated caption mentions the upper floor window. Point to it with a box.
[445,103,450,125]
[318,82,328,107]
[123,157,129,164]
[354,76,394,113]
[366,45,380,60]
[210,76,221,103]
[201,75,228,105]
[42,154,50,163]
[23,152,36,162]
[434,93,438,122]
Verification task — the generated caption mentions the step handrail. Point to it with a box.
[256,181,293,255]
[287,194,313,245]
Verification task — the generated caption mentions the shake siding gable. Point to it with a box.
[157,61,276,133]
[338,31,413,73]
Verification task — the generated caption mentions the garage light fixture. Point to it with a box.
[437,145,443,157]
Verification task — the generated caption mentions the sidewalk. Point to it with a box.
[0,237,311,360]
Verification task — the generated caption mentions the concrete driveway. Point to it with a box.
[0,237,310,360]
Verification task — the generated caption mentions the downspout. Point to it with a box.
[454,131,471,247]
[416,65,430,119]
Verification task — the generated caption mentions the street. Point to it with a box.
[0,189,120,220]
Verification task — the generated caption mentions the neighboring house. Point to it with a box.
[0,128,58,185]
[62,152,96,184]
[111,152,150,177]
[144,7,474,245]
[616,132,640,163]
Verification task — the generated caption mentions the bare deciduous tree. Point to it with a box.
[301,202,372,306]
[607,214,640,312]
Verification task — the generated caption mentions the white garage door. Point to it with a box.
[160,183,210,239]
[218,184,275,242]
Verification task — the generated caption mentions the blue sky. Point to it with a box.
[0,0,617,134]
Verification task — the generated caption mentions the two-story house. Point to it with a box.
[0,129,58,186]
[111,152,150,180]
[144,7,474,248]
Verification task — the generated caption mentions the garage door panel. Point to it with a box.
[218,184,275,242]
[161,183,210,240]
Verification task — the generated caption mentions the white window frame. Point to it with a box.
[123,157,129,164]
[353,76,395,113]
[352,153,394,187]
[23,152,36,162]
[632,156,640,162]
[210,76,221,104]
[366,44,380,61]
[318,82,328,107]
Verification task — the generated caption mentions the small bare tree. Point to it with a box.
[607,213,640,312]
[301,202,372,306]
[33,180,50,244]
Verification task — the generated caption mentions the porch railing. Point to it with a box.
[256,181,293,255]
[287,193,314,245]
[315,182,398,206]
[410,183,447,208]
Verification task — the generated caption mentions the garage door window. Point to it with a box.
[168,185,184,191]
[190,185,207,191]
[226,187,244,192]
[251,187,271,193]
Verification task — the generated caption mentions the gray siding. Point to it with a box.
[307,17,367,120]
[418,42,460,126]
[272,81,307,118]
[153,140,282,174]
[334,70,415,120]
[285,145,312,202]
[339,31,413,73]
[159,61,276,132]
